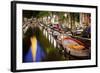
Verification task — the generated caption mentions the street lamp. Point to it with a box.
[64,13,67,18]
[64,13,68,27]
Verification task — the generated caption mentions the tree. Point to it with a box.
[36,11,51,24]
[69,13,80,30]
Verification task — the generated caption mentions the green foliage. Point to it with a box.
[74,13,80,22]
[37,11,51,18]
[58,12,65,22]
[70,13,80,22]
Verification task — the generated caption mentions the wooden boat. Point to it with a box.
[58,36,90,57]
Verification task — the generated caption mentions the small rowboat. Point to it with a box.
[61,37,90,57]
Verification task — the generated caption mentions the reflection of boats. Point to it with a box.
[57,36,90,58]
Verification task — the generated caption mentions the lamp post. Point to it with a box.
[64,13,68,27]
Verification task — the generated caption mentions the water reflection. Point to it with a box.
[23,25,90,63]
[23,27,46,62]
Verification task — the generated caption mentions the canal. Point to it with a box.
[23,26,89,63]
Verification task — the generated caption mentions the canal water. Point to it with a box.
[23,27,89,63]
